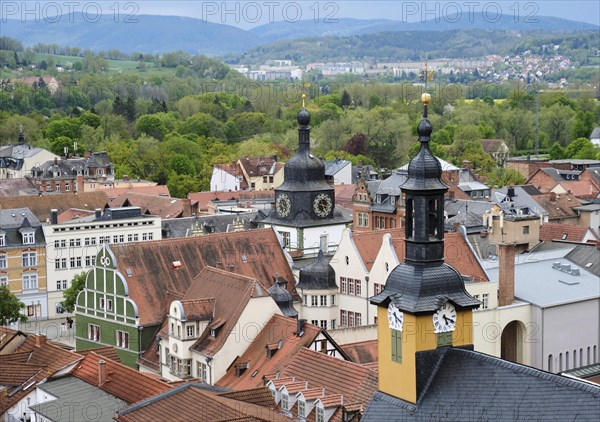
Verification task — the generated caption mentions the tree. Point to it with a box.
[565,137,599,159]
[61,272,86,313]
[136,115,167,141]
[342,133,369,156]
[167,173,200,198]
[340,90,352,108]
[0,285,27,326]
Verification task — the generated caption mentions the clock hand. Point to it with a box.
[443,315,455,325]
[394,314,402,324]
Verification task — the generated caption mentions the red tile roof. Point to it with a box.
[0,363,41,386]
[189,190,274,211]
[334,184,356,210]
[180,298,215,321]
[239,157,280,177]
[57,208,96,222]
[0,191,108,222]
[115,383,289,422]
[353,229,489,281]
[109,228,297,326]
[101,184,170,200]
[76,346,122,363]
[109,192,196,219]
[184,267,270,357]
[216,315,322,390]
[340,340,378,364]
[539,223,594,243]
[219,387,278,407]
[270,347,378,408]
[532,192,581,220]
[72,352,172,404]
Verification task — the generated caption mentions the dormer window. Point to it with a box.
[0,233,5,247]
[187,325,195,337]
[210,328,217,337]
[22,231,35,245]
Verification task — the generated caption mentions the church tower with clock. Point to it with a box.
[369,93,480,404]
[262,96,351,256]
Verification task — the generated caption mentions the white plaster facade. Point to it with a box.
[210,166,242,192]
[43,211,161,319]
[271,223,347,257]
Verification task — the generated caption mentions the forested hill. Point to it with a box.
[1,13,597,56]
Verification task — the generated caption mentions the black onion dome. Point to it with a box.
[402,117,447,191]
[297,107,311,126]
[269,276,298,318]
[370,262,480,313]
[297,250,338,290]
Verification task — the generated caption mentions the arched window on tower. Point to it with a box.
[406,198,414,239]
[428,199,437,238]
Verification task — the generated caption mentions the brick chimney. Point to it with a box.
[98,360,106,386]
[498,243,516,306]
[549,192,556,202]
[35,333,47,347]
[181,198,192,217]
[76,174,84,192]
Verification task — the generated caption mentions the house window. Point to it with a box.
[263,176,267,183]
[320,295,327,306]
[116,331,129,349]
[22,272,38,290]
[187,325,195,337]
[348,311,355,327]
[197,361,207,382]
[65,182,70,192]
[320,320,327,329]
[390,218,396,229]
[85,255,95,266]
[331,294,335,306]
[280,231,291,248]
[374,283,384,295]
[311,320,318,326]
[70,256,82,268]
[27,304,41,317]
[55,257,67,270]
[22,232,35,245]
[0,254,7,269]
[127,234,133,242]
[0,234,5,246]
[281,393,289,411]
[0,275,8,286]
[340,310,347,327]
[99,297,113,311]
[548,354,553,372]
[69,238,81,247]
[481,294,489,310]
[392,328,402,363]
[55,239,66,249]
[356,313,362,326]
[473,294,480,310]
[298,400,306,417]
[348,279,354,295]
[311,295,318,306]
[269,176,274,183]
[316,406,324,422]
[88,324,100,341]
[57,280,68,290]
[303,295,307,305]
[355,279,361,296]
[523,226,529,234]
[341,277,347,294]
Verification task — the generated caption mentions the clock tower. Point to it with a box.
[370,94,480,404]
[262,96,351,255]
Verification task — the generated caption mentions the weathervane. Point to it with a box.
[419,60,435,93]
[302,93,306,108]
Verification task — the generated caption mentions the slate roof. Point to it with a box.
[363,347,600,421]
[72,352,172,404]
[0,208,45,246]
[296,250,338,290]
[108,228,297,326]
[484,248,600,308]
[590,127,600,139]
[532,192,581,220]
[397,157,460,172]
[0,191,109,223]
[324,159,351,176]
[539,223,596,242]
[115,383,288,422]
[30,376,126,422]
[444,199,492,231]
[162,213,261,238]
[30,153,111,180]
[566,243,600,278]
[494,186,548,216]
[184,267,271,357]
[216,315,323,390]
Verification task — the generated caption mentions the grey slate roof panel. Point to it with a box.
[363,347,600,421]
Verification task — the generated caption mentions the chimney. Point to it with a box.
[76,174,84,192]
[54,157,58,165]
[448,189,455,199]
[549,192,556,202]
[498,243,516,306]
[182,198,192,217]
[453,222,460,232]
[50,209,58,225]
[296,319,306,336]
[98,360,106,386]
[507,186,515,198]
[35,333,47,347]
[95,208,102,219]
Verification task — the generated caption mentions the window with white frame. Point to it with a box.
[316,406,324,422]
[0,254,7,269]
[88,324,100,341]
[116,331,129,349]
[320,320,327,329]
[330,319,336,329]
[57,279,68,290]
[27,304,41,317]
[348,278,354,295]
[298,400,306,418]
[348,311,355,327]
[69,238,81,247]
[197,361,207,382]
[22,272,38,290]
[281,393,289,411]
[311,320,318,326]
[330,294,335,306]
[320,295,327,306]
[132,234,139,242]
[355,279,361,296]
[85,255,95,266]
[187,325,195,337]
[341,277,347,294]
[0,275,8,286]
[58,258,67,269]
[473,294,481,310]
[22,252,37,267]
[65,181,70,192]
[0,234,5,246]
[279,231,290,248]
[341,310,347,327]
[55,239,66,249]
[22,231,35,245]
[70,256,82,268]
[311,295,318,306]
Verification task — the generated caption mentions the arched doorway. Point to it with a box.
[501,321,525,363]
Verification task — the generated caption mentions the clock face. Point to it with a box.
[276,194,291,218]
[387,303,404,331]
[432,302,457,333]
[313,193,333,218]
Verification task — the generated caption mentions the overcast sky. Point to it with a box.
[132,1,600,28]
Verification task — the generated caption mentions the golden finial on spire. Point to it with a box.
[302,93,306,108]
[421,93,431,105]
